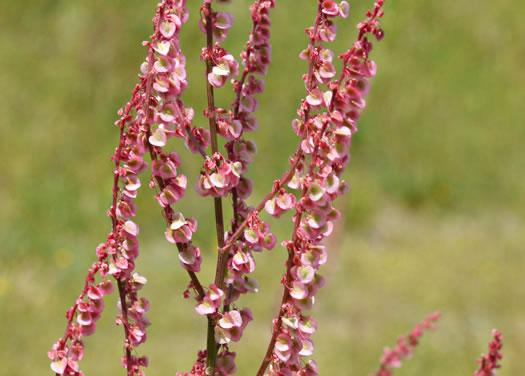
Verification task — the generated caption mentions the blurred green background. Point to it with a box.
[1,0,524,374]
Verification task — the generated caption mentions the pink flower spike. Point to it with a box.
[372,312,441,375]
[473,329,504,376]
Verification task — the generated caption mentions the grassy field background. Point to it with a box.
[1,0,524,374]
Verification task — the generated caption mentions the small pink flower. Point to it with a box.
[149,128,168,147]
[165,212,197,243]
[298,315,317,335]
[50,357,68,374]
[87,285,103,300]
[80,322,96,337]
[117,199,137,219]
[178,245,202,272]
[157,176,187,207]
[196,296,217,315]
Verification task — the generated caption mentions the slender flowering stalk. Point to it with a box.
[48,43,156,376]
[194,1,277,372]
[223,0,276,313]
[139,0,207,286]
[48,1,196,375]
[255,2,392,375]
[370,312,441,376]
[473,329,504,376]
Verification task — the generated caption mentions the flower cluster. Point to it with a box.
[206,49,240,88]
[165,212,198,244]
[215,308,253,345]
[152,152,186,207]
[271,308,319,375]
[371,312,440,376]
[473,329,504,376]
[142,1,201,146]
[263,243,328,375]
[232,1,275,121]
[243,212,277,251]
[195,284,225,315]
[196,153,242,198]
[264,189,297,218]
[220,212,277,305]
